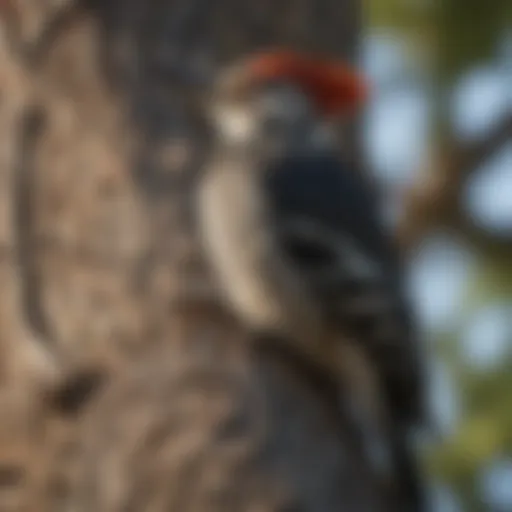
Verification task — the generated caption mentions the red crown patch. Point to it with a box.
[246,49,368,116]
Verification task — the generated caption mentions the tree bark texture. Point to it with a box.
[0,1,392,511]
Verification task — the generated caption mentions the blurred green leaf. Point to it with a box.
[365,2,511,509]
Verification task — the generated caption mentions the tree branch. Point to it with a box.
[397,113,512,254]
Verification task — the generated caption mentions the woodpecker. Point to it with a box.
[197,50,426,510]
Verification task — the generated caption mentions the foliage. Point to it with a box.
[367,1,512,510]
[368,0,512,82]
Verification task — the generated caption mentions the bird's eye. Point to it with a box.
[262,114,285,134]
[281,233,336,269]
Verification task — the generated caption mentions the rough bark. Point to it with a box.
[0,1,392,511]
[60,331,387,512]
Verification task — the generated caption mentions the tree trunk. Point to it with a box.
[0,1,392,510]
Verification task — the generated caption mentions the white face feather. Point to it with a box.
[212,104,256,144]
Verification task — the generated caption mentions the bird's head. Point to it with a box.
[208,50,368,154]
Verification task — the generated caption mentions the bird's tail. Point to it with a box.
[388,424,427,512]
